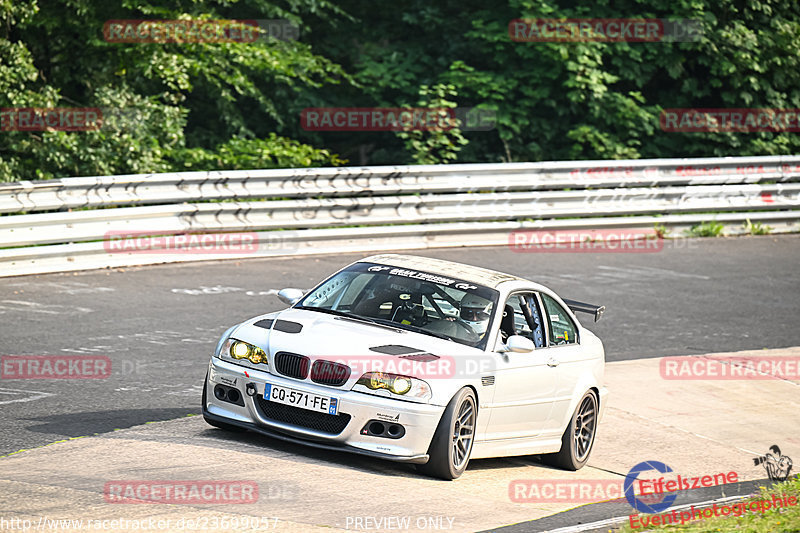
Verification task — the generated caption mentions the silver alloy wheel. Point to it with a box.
[573,394,597,462]
[452,395,476,469]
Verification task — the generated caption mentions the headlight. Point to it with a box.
[219,338,268,366]
[214,325,237,358]
[354,372,431,402]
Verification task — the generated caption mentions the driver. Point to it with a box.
[458,294,492,337]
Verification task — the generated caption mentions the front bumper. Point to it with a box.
[204,358,444,464]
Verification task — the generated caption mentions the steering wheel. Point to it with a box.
[451,318,481,343]
[393,301,429,327]
[424,317,481,343]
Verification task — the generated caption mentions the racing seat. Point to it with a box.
[500,304,516,341]
[351,287,396,318]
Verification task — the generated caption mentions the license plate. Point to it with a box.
[263,383,338,415]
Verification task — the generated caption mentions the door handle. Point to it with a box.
[547,357,559,367]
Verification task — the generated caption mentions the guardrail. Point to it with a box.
[1,155,799,277]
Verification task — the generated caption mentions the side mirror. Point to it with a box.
[277,288,304,306]
[503,335,535,353]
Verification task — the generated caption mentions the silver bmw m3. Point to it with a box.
[203,254,607,479]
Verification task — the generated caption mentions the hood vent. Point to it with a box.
[370,345,423,355]
[399,353,440,362]
[274,320,303,333]
[252,318,302,333]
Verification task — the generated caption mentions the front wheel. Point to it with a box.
[416,388,477,480]
[542,390,598,470]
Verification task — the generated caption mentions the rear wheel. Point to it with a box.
[416,388,476,480]
[201,372,247,433]
[542,390,598,470]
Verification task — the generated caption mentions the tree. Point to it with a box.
[0,0,348,181]
[305,0,800,163]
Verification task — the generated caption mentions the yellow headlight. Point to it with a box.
[227,340,267,365]
[231,341,250,359]
[360,372,412,395]
[390,377,412,395]
[355,372,431,402]
[370,372,389,389]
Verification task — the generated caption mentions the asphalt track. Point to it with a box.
[0,235,798,532]
[0,235,798,456]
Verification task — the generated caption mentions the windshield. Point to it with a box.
[296,262,499,349]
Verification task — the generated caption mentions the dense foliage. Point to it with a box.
[1,0,798,180]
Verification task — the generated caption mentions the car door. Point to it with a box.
[482,292,558,441]
[536,292,588,435]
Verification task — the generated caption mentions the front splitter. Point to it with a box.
[201,407,430,465]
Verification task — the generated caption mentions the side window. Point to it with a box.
[304,272,356,307]
[500,293,545,348]
[541,294,578,345]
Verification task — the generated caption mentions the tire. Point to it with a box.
[201,372,247,433]
[416,388,477,480]
[542,390,598,471]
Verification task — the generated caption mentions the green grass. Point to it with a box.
[618,476,800,533]
[744,218,772,235]
[685,221,725,237]
[654,223,670,239]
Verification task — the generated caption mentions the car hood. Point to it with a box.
[232,307,480,360]
[223,308,488,405]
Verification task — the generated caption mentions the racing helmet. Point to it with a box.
[459,293,492,335]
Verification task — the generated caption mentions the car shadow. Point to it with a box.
[22,408,199,437]
[197,425,427,478]
[23,404,563,480]
[465,455,563,472]
[197,424,557,480]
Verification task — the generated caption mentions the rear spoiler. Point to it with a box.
[562,298,605,322]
